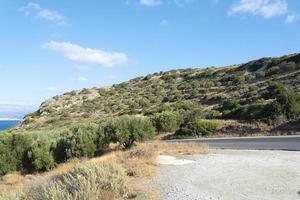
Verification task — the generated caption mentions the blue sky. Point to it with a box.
[0,0,300,118]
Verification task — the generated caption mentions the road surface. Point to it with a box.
[166,135,300,151]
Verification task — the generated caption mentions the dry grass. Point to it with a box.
[118,143,157,178]
[150,141,209,156]
[38,161,127,200]
[0,173,27,200]
[0,141,209,200]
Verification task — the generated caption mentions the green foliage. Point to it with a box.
[0,139,18,175]
[177,103,203,124]
[0,134,35,175]
[265,66,280,76]
[151,111,178,133]
[0,116,155,175]
[255,71,265,78]
[26,138,55,171]
[283,62,297,71]
[59,124,105,160]
[104,115,155,149]
[265,83,299,118]
[220,98,240,112]
[0,133,57,174]
[208,110,222,119]
[175,120,217,137]
[219,83,300,124]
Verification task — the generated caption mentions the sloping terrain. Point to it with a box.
[19,53,300,131]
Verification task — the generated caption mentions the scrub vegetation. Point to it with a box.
[0,53,299,199]
[15,53,299,132]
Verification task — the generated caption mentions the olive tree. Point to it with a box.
[104,115,155,149]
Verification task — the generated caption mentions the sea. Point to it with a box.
[0,120,20,131]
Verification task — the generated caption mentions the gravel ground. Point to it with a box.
[152,150,300,200]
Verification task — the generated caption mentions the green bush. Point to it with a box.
[177,103,203,124]
[0,133,35,175]
[54,123,111,162]
[175,120,217,137]
[60,124,99,159]
[208,110,222,119]
[12,134,35,168]
[220,98,240,111]
[255,71,265,78]
[265,66,280,76]
[104,115,154,149]
[0,139,18,175]
[26,138,55,172]
[265,83,299,117]
[220,83,300,123]
[282,62,296,71]
[151,111,178,134]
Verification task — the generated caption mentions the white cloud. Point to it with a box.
[140,0,162,6]
[42,41,128,67]
[160,19,169,26]
[20,2,68,25]
[286,13,298,23]
[229,0,298,23]
[76,76,89,82]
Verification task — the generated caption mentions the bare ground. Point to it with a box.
[152,150,300,200]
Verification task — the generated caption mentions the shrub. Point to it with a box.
[26,138,55,172]
[39,161,127,200]
[104,115,155,149]
[221,83,300,123]
[11,134,34,169]
[59,124,99,160]
[177,103,203,124]
[175,120,217,137]
[282,62,296,71]
[219,98,240,113]
[266,83,299,118]
[151,111,178,134]
[265,66,280,76]
[0,133,35,175]
[0,140,18,175]
[208,110,222,119]
[255,71,265,78]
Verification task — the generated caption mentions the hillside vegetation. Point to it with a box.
[0,53,299,198]
[19,53,300,131]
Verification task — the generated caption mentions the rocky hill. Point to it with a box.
[20,53,300,131]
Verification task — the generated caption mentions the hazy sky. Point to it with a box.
[0,0,300,117]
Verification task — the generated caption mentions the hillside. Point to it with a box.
[19,53,300,132]
[1,53,299,191]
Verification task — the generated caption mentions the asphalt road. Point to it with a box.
[167,135,300,151]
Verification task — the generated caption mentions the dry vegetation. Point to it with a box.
[0,142,209,200]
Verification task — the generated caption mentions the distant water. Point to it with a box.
[0,120,20,131]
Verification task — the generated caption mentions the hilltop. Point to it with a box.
[17,53,300,133]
